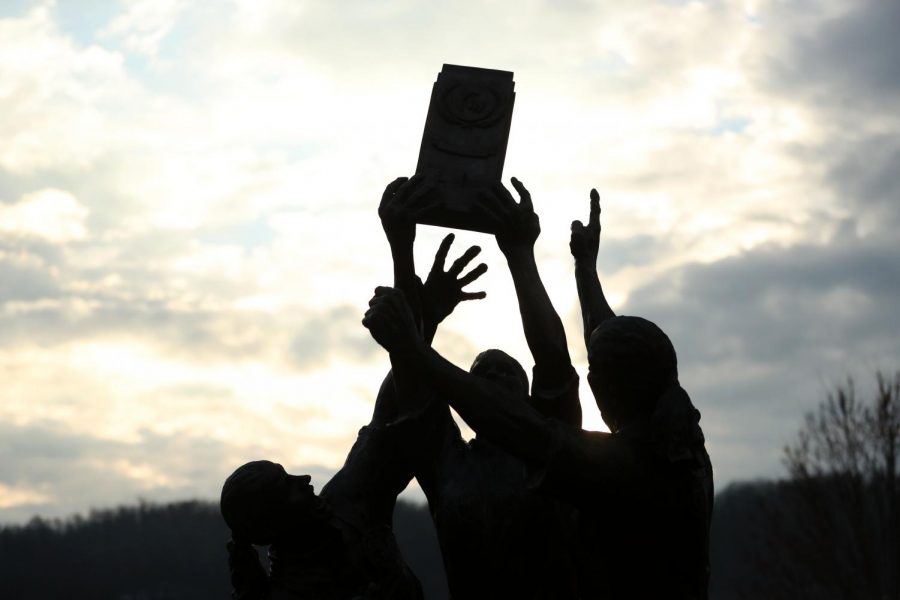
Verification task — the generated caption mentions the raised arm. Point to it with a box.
[379,175,432,322]
[363,287,639,494]
[480,178,573,378]
[388,236,487,421]
[363,286,556,464]
[377,178,486,419]
[420,232,487,344]
[570,189,615,347]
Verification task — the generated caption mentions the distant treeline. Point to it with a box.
[0,477,893,599]
[0,499,447,600]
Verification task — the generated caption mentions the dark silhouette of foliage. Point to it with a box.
[0,498,448,600]
[710,371,900,600]
[778,371,900,599]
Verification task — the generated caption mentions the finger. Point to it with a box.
[589,189,600,227]
[373,286,396,301]
[448,245,482,277]
[432,233,455,272]
[491,182,518,211]
[460,291,487,301]
[571,220,585,233]
[510,177,533,212]
[458,262,487,286]
[384,289,409,313]
[394,173,424,198]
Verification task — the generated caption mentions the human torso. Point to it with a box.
[432,436,581,600]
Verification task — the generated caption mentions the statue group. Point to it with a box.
[220,67,713,600]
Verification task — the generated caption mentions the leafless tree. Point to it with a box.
[766,371,900,599]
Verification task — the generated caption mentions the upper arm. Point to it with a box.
[411,400,464,505]
[530,362,582,428]
[324,425,415,511]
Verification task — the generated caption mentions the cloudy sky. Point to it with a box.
[1,0,898,523]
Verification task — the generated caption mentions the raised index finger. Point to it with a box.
[589,188,601,228]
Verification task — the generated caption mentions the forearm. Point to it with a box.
[388,350,432,417]
[395,341,556,463]
[421,311,439,346]
[388,239,425,336]
[504,246,571,370]
[369,370,399,426]
[390,240,417,301]
[574,257,615,346]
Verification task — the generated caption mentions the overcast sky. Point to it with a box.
[1,0,898,523]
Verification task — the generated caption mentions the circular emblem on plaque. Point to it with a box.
[439,84,508,127]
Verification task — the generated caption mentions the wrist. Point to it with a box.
[501,243,536,263]
[388,234,414,253]
[392,336,428,361]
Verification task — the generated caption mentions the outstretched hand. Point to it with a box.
[379,175,436,248]
[478,177,540,254]
[570,188,601,263]
[362,287,421,354]
[422,233,487,327]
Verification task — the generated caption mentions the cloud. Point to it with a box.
[761,1,900,114]
[101,0,185,57]
[0,420,341,523]
[290,304,380,369]
[621,228,900,483]
[0,188,88,242]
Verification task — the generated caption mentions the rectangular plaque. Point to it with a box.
[414,64,516,233]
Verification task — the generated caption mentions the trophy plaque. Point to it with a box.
[414,64,516,233]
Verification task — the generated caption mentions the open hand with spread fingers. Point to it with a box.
[422,233,488,327]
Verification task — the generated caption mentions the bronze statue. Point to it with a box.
[364,189,713,599]
[375,176,582,599]
[221,232,487,599]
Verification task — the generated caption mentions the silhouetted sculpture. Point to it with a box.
[374,176,582,599]
[364,189,713,599]
[221,234,487,600]
[221,402,423,599]
[413,64,516,233]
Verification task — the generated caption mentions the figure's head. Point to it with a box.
[220,460,329,545]
[470,349,529,401]
[587,316,677,432]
